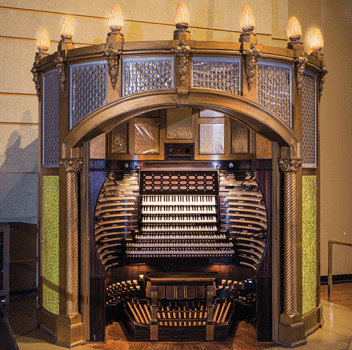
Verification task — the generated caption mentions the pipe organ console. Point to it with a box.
[94,161,269,341]
[34,6,324,345]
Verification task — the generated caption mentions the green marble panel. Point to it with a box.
[302,175,317,315]
[42,175,59,315]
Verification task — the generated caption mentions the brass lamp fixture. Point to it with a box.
[35,29,50,62]
[58,15,75,50]
[308,29,324,57]
[239,6,257,43]
[287,16,303,50]
[107,5,125,43]
[174,2,191,40]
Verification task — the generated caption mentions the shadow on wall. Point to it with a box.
[0,110,38,224]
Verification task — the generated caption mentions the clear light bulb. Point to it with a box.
[109,5,124,31]
[240,6,255,31]
[287,17,302,39]
[309,28,324,52]
[174,2,190,26]
[60,15,75,38]
[36,29,50,50]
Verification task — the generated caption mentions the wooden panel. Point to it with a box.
[90,277,106,342]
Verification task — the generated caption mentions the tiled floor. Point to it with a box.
[2,291,352,350]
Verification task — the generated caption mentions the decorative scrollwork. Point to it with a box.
[55,55,66,94]
[318,66,328,101]
[60,159,83,173]
[31,64,41,100]
[279,158,302,173]
[174,40,191,86]
[244,44,261,90]
[295,53,307,96]
[103,44,120,90]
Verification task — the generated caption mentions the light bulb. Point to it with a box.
[109,5,124,31]
[174,2,190,26]
[60,15,75,38]
[287,17,302,39]
[309,28,324,52]
[240,6,255,32]
[36,29,50,50]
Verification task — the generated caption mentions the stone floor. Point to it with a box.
[2,286,352,350]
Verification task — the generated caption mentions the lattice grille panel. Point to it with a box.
[192,58,240,95]
[70,61,107,128]
[141,171,218,194]
[302,71,317,167]
[43,70,60,167]
[257,62,292,125]
[123,57,174,96]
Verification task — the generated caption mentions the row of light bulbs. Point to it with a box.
[36,3,324,55]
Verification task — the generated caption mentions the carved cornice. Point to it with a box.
[244,44,261,90]
[279,158,302,173]
[54,55,66,94]
[103,44,120,90]
[174,40,191,86]
[295,53,307,96]
[60,159,83,173]
[318,66,328,101]
[31,64,41,101]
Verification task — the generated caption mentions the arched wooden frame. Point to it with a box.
[62,89,300,158]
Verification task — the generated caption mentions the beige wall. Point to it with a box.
[289,0,352,276]
[0,0,351,275]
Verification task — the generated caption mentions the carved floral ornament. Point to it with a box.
[244,44,261,90]
[319,66,328,101]
[54,54,66,94]
[31,64,41,100]
[174,40,191,86]
[60,159,83,173]
[103,44,120,90]
[295,53,308,95]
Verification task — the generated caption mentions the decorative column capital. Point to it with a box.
[60,159,83,173]
[295,53,307,96]
[103,44,120,90]
[174,40,191,87]
[244,43,261,91]
[279,158,302,173]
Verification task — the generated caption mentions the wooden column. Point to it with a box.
[57,159,84,347]
[278,157,307,348]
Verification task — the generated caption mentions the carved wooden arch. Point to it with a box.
[62,88,300,158]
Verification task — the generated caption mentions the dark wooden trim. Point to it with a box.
[321,274,352,285]
[39,307,58,340]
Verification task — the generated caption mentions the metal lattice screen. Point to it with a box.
[122,57,174,96]
[43,69,60,167]
[257,61,292,126]
[70,61,107,129]
[192,57,241,95]
[302,71,317,167]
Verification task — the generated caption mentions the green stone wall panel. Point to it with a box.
[42,175,60,315]
[302,175,317,315]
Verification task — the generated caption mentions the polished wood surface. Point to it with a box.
[321,283,352,309]
[87,320,274,350]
